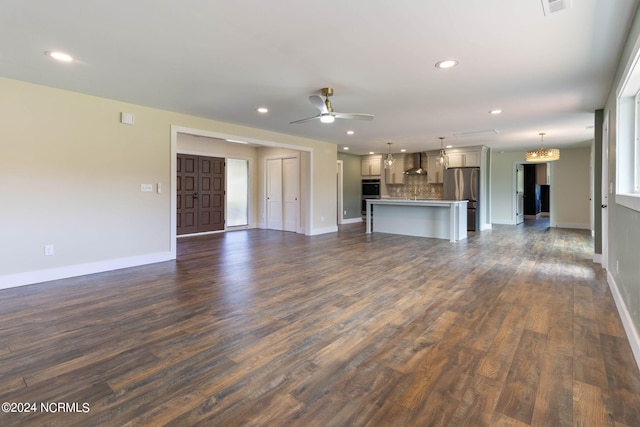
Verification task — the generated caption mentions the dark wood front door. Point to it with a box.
[177,154,225,235]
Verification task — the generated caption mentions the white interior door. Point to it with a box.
[267,158,283,230]
[516,164,524,224]
[601,112,609,269]
[283,157,299,232]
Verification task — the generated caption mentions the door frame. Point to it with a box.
[515,163,524,224]
[337,160,344,225]
[513,160,553,225]
[601,111,610,269]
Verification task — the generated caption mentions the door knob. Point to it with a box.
[601,204,607,208]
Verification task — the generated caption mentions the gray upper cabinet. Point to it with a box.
[384,154,406,184]
[361,155,382,176]
[426,153,444,183]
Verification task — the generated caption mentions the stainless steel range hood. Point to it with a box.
[404,152,427,175]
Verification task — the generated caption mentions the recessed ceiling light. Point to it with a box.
[343,147,349,150]
[346,130,355,135]
[489,109,503,115]
[369,152,374,155]
[45,51,73,62]
[400,149,406,152]
[446,145,453,148]
[257,107,268,113]
[435,59,459,69]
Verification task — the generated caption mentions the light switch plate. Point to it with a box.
[121,112,135,125]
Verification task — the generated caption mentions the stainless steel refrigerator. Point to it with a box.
[443,167,480,231]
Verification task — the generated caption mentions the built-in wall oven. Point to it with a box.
[362,179,381,215]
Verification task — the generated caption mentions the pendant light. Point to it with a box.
[526,132,560,162]
[384,142,396,169]
[436,137,449,168]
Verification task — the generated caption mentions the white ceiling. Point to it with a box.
[1,0,638,155]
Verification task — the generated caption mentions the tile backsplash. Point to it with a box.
[386,174,443,199]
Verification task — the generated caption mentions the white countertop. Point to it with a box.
[368,198,468,205]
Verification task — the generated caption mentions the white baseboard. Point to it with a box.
[491,219,515,225]
[553,222,591,230]
[308,225,338,235]
[340,217,363,224]
[607,271,640,373]
[0,252,174,290]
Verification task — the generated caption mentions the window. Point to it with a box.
[615,35,640,212]
[226,158,249,227]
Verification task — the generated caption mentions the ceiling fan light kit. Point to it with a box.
[320,114,335,123]
[290,87,374,125]
[526,132,560,162]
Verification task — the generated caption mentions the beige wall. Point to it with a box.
[550,146,592,229]
[0,77,337,287]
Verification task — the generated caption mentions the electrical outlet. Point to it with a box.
[140,184,153,192]
[44,244,55,256]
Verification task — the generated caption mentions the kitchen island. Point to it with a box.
[365,198,468,242]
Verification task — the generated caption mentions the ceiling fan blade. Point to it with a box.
[289,115,321,124]
[333,112,375,121]
[308,95,328,113]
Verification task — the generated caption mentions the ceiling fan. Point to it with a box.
[290,87,374,124]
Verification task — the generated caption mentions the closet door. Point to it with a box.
[266,158,283,230]
[266,157,299,232]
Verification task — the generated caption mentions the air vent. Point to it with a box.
[453,129,499,137]
[541,0,572,16]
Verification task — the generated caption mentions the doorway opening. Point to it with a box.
[515,162,551,225]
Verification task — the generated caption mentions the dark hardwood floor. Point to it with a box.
[1,220,640,426]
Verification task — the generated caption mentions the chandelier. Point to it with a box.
[436,137,449,168]
[526,132,560,162]
[384,142,396,169]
